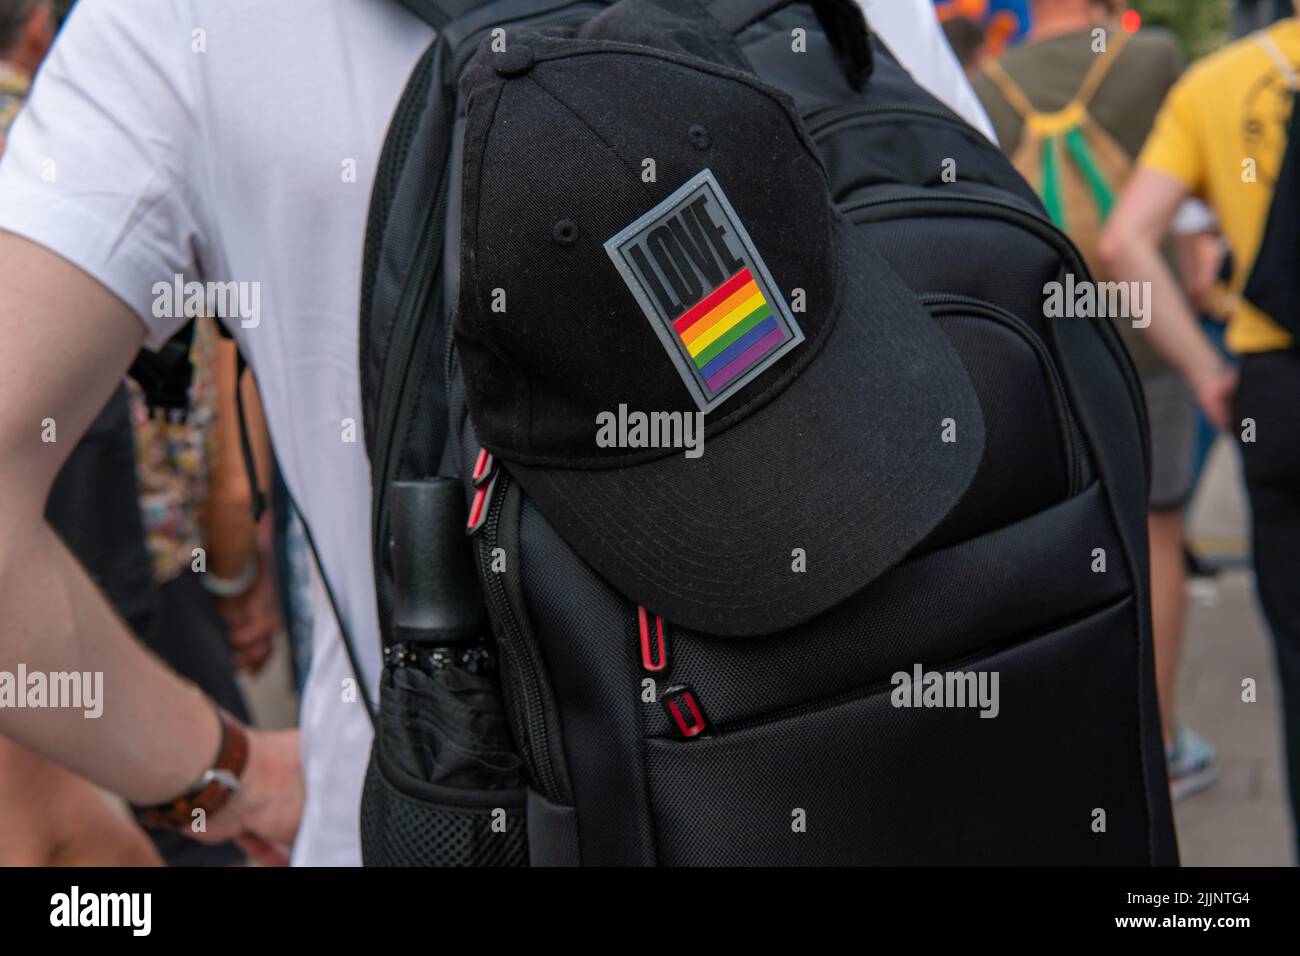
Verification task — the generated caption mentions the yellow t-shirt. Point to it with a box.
[1139,19,1300,354]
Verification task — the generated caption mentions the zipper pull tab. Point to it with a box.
[466,448,499,535]
[637,606,670,674]
[662,685,707,739]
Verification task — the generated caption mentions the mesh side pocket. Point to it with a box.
[360,664,528,866]
[361,744,527,866]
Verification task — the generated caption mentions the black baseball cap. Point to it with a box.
[455,34,984,636]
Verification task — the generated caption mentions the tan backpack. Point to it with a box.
[982,33,1132,277]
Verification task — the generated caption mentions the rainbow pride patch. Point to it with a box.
[605,170,804,412]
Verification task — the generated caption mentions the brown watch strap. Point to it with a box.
[140,709,249,830]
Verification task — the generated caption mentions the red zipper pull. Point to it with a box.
[471,448,494,486]
[637,605,669,673]
[466,448,498,535]
[662,685,707,739]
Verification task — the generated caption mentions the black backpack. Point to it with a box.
[357,0,1176,865]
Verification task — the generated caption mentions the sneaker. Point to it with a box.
[1167,725,1220,801]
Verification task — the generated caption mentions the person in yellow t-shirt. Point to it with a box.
[1101,9,1300,856]
[1136,27,1296,355]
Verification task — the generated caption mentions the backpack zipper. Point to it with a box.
[919,293,1082,498]
[359,45,435,383]
[372,183,450,595]
[372,2,606,612]
[472,469,565,803]
[681,594,1128,739]
[805,102,978,141]
[838,188,1150,482]
[366,45,450,600]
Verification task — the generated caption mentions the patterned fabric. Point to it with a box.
[0,62,29,139]
[125,318,217,583]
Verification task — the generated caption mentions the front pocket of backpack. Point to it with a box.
[644,481,1129,735]
[643,595,1147,866]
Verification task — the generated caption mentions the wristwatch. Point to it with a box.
[139,708,249,830]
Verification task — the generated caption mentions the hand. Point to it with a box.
[217,562,281,674]
[1192,364,1238,433]
[217,515,283,674]
[197,728,302,866]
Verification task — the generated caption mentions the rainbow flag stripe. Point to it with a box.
[672,267,786,392]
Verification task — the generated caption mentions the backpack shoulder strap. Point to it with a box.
[982,59,1037,120]
[984,28,1132,122]
[1073,28,1131,110]
[1256,30,1299,91]
[707,0,872,89]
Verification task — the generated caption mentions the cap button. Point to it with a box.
[494,45,535,78]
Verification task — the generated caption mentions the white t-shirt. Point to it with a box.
[857,0,998,144]
[0,0,433,866]
[0,0,991,865]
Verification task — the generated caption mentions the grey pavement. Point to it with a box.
[1178,438,1293,866]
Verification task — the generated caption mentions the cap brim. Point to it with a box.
[505,222,985,636]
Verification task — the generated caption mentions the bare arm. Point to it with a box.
[206,330,274,579]
[206,332,281,673]
[1099,169,1236,429]
[0,737,162,866]
[0,231,300,847]
[0,230,218,800]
